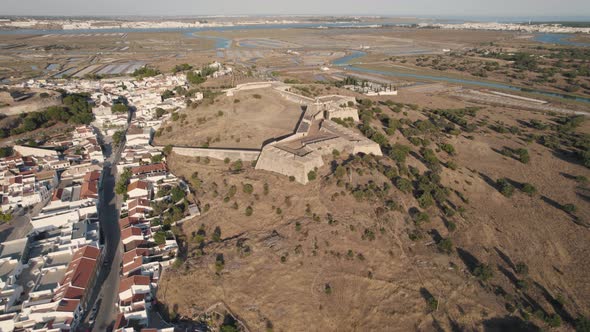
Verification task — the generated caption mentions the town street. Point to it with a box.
[81,121,129,330]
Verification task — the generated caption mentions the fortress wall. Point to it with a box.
[327,107,360,122]
[235,82,273,91]
[354,143,384,156]
[255,146,323,184]
[275,89,315,105]
[225,82,274,96]
[276,132,306,144]
[171,147,261,162]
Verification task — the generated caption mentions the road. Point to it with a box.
[81,118,130,331]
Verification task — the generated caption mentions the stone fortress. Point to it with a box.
[173,82,383,184]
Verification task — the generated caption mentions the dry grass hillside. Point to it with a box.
[154,88,302,149]
[158,88,590,332]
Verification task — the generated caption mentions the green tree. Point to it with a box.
[112,130,126,146]
[111,103,129,114]
[212,226,222,242]
[171,186,185,202]
[163,145,173,156]
[245,206,253,216]
[388,144,411,163]
[153,231,166,245]
[0,211,12,223]
[161,90,175,100]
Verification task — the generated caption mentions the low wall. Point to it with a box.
[172,147,261,162]
[225,82,274,96]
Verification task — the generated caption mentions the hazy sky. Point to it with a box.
[3,0,590,18]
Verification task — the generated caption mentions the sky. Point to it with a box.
[2,0,590,18]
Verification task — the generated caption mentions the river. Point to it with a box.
[332,51,590,104]
[533,33,590,48]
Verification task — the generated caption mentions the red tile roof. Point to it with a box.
[119,217,141,230]
[128,198,150,210]
[122,256,143,276]
[114,313,128,330]
[130,163,167,175]
[61,257,97,289]
[119,275,150,293]
[121,226,143,240]
[83,170,101,182]
[54,246,100,305]
[80,180,98,199]
[127,180,149,192]
[123,248,150,265]
[124,239,147,252]
[71,245,100,261]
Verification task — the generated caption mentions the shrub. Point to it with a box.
[562,203,577,213]
[289,176,295,182]
[224,157,230,164]
[521,183,537,196]
[437,238,453,254]
[515,148,530,164]
[473,263,493,281]
[245,206,253,216]
[418,193,434,209]
[334,165,346,178]
[163,145,173,156]
[575,316,590,332]
[153,231,166,245]
[545,314,562,328]
[212,226,222,242]
[427,296,438,312]
[295,222,301,232]
[515,262,528,275]
[446,221,457,232]
[496,178,515,197]
[215,254,225,273]
[388,144,411,163]
[324,283,332,295]
[230,160,243,172]
[263,182,269,195]
[394,177,413,193]
[439,143,456,155]
[307,170,317,181]
[242,183,254,194]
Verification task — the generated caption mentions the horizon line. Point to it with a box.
[1,14,590,21]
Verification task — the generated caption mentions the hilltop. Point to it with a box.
[157,85,590,331]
